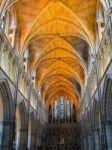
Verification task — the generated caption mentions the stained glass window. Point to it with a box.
[51,97,72,123]
[67,100,71,122]
[54,100,58,122]
[60,96,64,122]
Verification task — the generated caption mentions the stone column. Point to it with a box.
[30,133,36,150]
[58,103,60,123]
[83,137,87,150]
[19,128,28,150]
[88,134,93,150]
[105,122,112,150]
[71,105,74,123]
[84,135,89,150]
[94,129,100,150]
[52,105,53,123]
[64,102,66,123]
[1,121,13,150]
[36,136,42,149]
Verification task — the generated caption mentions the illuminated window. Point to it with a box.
[60,96,64,122]
[54,100,58,122]
[51,97,72,123]
[66,100,71,122]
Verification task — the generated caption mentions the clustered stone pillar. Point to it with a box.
[64,102,66,123]
[105,122,112,150]
[87,134,91,150]
[58,102,60,123]
[85,135,89,150]
[1,121,13,150]
[83,137,87,150]
[80,119,103,150]
[94,129,100,150]
[19,129,28,150]
[52,105,53,123]
[30,133,37,149]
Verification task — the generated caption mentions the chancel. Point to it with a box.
[0,0,111,150]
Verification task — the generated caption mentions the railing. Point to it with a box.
[79,18,112,118]
[0,24,39,110]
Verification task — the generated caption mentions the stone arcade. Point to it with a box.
[0,0,111,150]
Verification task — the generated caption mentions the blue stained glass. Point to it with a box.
[67,99,71,122]
[54,100,58,119]
[53,97,72,123]
[60,96,64,122]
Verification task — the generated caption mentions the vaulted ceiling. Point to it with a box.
[7,0,97,107]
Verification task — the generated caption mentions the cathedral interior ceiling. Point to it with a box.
[1,0,96,107]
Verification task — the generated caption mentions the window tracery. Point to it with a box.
[49,96,75,123]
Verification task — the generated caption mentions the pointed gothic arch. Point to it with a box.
[0,79,13,149]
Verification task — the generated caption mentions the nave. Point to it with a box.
[0,0,111,149]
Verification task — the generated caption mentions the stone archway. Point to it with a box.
[28,113,37,150]
[0,79,13,150]
[103,76,112,150]
[15,101,28,150]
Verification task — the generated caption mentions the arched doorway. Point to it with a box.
[103,77,112,150]
[0,80,13,149]
[15,102,27,150]
[28,113,36,150]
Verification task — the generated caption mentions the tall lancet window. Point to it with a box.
[66,100,71,122]
[54,100,58,122]
[60,96,64,123]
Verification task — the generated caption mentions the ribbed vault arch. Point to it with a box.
[22,1,94,50]
[1,0,96,108]
[42,79,80,100]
